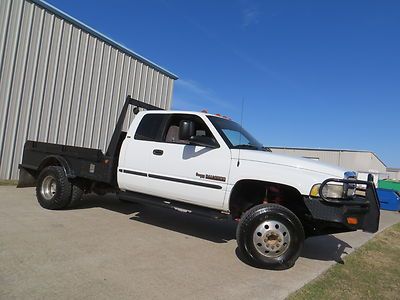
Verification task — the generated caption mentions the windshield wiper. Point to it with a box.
[262,146,272,152]
[235,144,261,150]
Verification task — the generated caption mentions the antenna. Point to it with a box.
[237,98,244,167]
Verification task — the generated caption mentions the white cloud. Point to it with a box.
[242,6,260,27]
[173,79,236,112]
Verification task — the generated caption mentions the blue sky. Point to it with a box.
[47,0,400,167]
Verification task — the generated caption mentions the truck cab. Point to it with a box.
[118,111,231,210]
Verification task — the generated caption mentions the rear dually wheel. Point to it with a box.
[36,166,72,210]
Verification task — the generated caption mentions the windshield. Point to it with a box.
[207,116,264,150]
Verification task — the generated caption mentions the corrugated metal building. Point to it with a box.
[386,168,400,180]
[0,0,178,179]
[270,147,399,179]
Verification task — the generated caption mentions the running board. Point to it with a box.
[119,191,229,220]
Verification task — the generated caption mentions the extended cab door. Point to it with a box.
[146,114,231,210]
[118,113,169,195]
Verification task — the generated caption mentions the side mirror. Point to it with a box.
[179,120,195,140]
[189,136,219,148]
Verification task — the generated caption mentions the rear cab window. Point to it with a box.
[134,114,168,142]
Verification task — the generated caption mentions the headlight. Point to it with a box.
[310,183,344,198]
[310,182,356,199]
[322,184,344,198]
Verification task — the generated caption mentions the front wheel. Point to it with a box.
[236,203,304,269]
[36,166,72,210]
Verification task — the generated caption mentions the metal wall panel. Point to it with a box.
[0,0,176,179]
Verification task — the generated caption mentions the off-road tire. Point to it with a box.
[69,180,85,208]
[36,166,72,210]
[236,203,304,270]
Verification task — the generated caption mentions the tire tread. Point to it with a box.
[36,166,72,210]
[236,203,304,269]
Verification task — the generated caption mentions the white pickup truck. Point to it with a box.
[18,96,380,269]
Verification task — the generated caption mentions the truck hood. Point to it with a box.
[233,150,346,178]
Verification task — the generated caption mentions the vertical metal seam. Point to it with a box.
[88,41,104,147]
[7,2,35,178]
[138,64,148,101]
[114,53,124,127]
[44,18,64,142]
[72,32,89,146]
[80,38,97,146]
[111,52,123,132]
[170,79,174,109]
[0,0,24,164]
[121,57,131,129]
[164,79,169,110]
[0,0,12,79]
[134,62,142,100]
[160,75,165,109]
[149,70,156,106]
[114,53,127,127]
[153,72,159,106]
[95,46,111,149]
[102,49,118,149]
[126,59,138,127]
[157,73,162,107]
[63,28,82,144]
[21,5,45,151]
[157,74,163,109]
[54,22,73,143]
[156,73,162,108]
[145,68,153,103]
[166,78,173,110]
[154,72,161,107]
[34,12,55,141]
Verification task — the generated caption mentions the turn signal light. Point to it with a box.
[347,217,358,225]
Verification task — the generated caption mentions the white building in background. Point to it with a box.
[270,147,400,180]
[0,0,178,179]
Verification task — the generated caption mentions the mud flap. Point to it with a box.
[362,185,380,233]
[17,167,36,188]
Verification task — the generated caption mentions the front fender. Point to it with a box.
[228,159,334,196]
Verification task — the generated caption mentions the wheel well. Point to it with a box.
[229,180,309,220]
[38,157,63,174]
[36,156,75,181]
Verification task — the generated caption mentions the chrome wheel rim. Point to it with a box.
[41,175,57,200]
[253,220,290,258]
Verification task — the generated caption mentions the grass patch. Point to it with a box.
[0,180,18,186]
[288,222,400,300]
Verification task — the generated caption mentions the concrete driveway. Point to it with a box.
[1,186,399,300]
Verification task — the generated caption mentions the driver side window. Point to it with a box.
[163,114,213,144]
